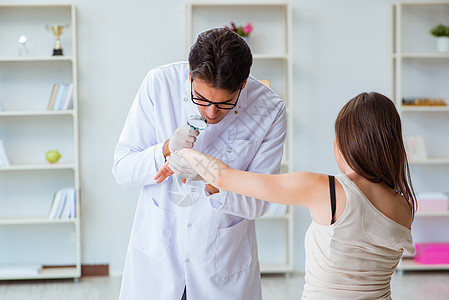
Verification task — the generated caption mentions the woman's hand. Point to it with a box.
[178,148,229,187]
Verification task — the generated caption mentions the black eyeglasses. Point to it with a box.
[190,79,242,110]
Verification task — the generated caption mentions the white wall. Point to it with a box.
[2,0,446,274]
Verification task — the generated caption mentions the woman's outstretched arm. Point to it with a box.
[178,148,328,209]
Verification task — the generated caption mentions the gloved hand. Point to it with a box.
[167,152,207,183]
[168,125,199,154]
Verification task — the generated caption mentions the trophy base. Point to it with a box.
[52,49,63,56]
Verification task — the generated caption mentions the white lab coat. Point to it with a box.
[113,62,286,300]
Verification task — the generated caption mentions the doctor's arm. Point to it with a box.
[112,72,166,190]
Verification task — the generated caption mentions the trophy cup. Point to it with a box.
[45,24,69,56]
[18,34,30,56]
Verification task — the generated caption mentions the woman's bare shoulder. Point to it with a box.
[351,176,413,229]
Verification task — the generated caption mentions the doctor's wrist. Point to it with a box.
[205,184,219,196]
[163,139,171,159]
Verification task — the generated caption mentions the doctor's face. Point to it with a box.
[191,78,242,124]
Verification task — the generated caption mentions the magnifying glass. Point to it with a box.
[187,115,208,131]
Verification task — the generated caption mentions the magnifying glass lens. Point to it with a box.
[187,115,208,130]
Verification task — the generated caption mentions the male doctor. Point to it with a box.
[113,28,286,300]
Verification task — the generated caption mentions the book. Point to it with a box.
[48,189,66,219]
[61,188,76,219]
[47,83,73,111]
[53,83,66,110]
[47,84,58,110]
[48,187,76,219]
[62,83,74,110]
[0,140,10,167]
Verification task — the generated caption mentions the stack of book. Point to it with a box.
[0,140,10,167]
[47,83,74,110]
[48,187,76,219]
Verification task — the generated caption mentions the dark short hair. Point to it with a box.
[335,92,416,218]
[188,28,253,92]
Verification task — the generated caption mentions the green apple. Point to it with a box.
[46,149,62,164]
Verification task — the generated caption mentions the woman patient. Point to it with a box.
[156,92,416,299]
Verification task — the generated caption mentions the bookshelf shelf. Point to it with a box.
[261,214,290,221]
[392,1,449,272]
[409,158,449,165]
[253,53,289,60]
[415,211,449,217]
[0,110,75,117]
[0,163,75,171]
[393,53,449,58]
[0,217,77,225]
[187,2,294,275]
[0,266,79,281]
[398,258,449,271]
[260,263,293,274]
[0,4,80,280]
[0,56,74,62]
[400,106,449,112]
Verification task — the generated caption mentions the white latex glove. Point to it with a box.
[168,125,199,153]
[167,152,207,183]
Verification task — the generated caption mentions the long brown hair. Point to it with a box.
[335,92,416,218]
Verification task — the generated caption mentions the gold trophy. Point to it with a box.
[46,24,69,56]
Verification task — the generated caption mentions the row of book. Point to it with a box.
[48,187,76,219]
[402,97,447,106]
[47,83,73,111]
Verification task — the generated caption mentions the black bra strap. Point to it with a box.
[329,175,336,225]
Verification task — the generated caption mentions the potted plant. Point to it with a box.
[224,22,253,44]
[430,24,449,53]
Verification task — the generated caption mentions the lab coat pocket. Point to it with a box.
[133,197,175,263]
[215,218,252,278]
[221,139,257,170]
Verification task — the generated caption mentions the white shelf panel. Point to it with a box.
[0,56,74,62]
[190,2,288,7]
[0,266,80,281]
[261,213,290,220]
[400,106,449,112]
[0,110,75,117]
[397,258,449,271]
[415,211,449,217]
[409,158,449,165]
[260,263,293,274]
[0,217,77,225]
[253,53,289,60]
[393,53,449,58]
[0,163,75,171]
